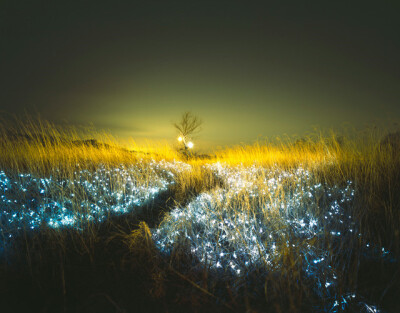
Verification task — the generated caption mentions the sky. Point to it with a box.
[1,0,399,150]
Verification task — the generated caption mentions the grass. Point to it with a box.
[0,118,399,312]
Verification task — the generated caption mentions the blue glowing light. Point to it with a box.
[0,160,188,236]
[0,160,388,312]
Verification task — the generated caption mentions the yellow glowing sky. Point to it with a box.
[1,1,399,151]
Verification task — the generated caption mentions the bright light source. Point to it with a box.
[178,136,183,142]
[187,141,194,149]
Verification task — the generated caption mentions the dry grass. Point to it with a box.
[0,117,179,176]
[213,131,400,249]
[0,117,399,312]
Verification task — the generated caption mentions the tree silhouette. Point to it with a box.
[173,112,202,157]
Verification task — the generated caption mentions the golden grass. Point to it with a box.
[1,117,399,247]
[1,117,399,312]
[215,132,400,250]
[0,117,179,175]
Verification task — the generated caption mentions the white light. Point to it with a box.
[187,141,194,149]
[177,136,183,142]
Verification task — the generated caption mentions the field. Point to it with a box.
[1,120,399,312]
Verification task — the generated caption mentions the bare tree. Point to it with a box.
[173,112,202,155]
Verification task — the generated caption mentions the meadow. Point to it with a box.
[0,119,399,312]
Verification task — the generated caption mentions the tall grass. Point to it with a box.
[214,131,400,251]
[0,116,179,175]
[0,117,399,312]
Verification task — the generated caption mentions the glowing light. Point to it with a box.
[0,160,389,313]
[0,160,188,236]
[187,141,194,149]
[177,136,183,142]
[151,162,388,311]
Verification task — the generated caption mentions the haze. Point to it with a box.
[1,1,399,150]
